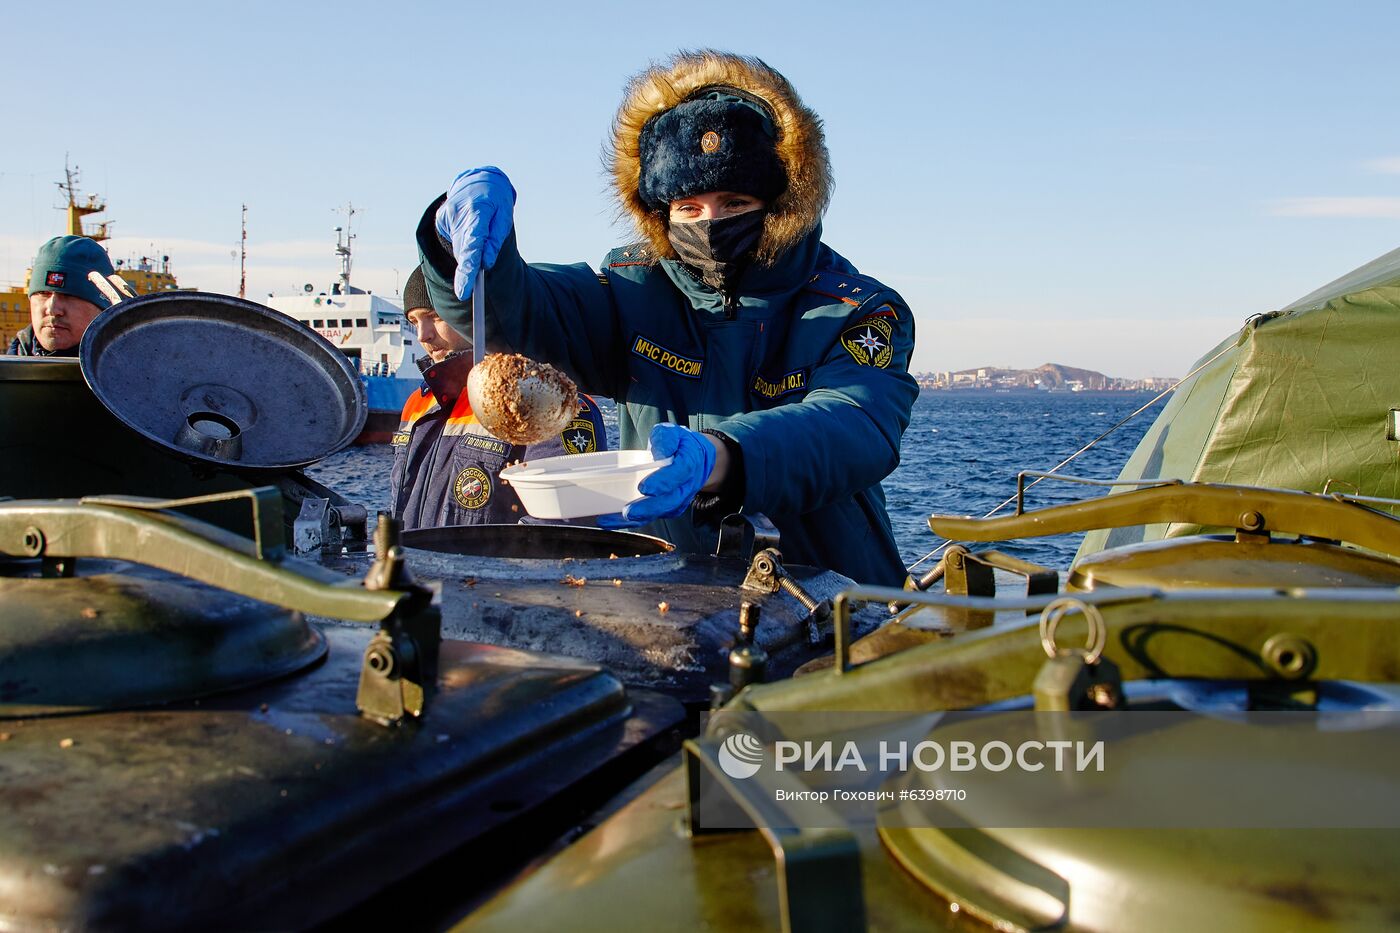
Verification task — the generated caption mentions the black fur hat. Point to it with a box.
[611,52,830,264]
[637,89,788,211]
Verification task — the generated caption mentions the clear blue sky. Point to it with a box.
[4,0,1398,378]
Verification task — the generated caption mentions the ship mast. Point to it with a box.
[334,203,357,292]
[57,155,110,242]
[239,204,248,299]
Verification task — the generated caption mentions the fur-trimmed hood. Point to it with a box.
[606,50,831,266]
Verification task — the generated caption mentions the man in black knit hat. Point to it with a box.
[388,265,607,529]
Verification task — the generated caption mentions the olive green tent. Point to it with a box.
[1078,246,1400,558]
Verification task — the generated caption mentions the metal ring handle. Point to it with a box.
[1039,597,1106,664]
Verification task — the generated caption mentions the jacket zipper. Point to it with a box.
[721,290,738,319]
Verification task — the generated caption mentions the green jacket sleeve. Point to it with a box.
[415,195,626,399]
[712,297,917,517]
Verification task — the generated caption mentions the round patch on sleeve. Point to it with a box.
[453,466,492,509]
[839,316,894,368]
[562,418,598,454]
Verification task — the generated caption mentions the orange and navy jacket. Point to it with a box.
[388,351,608,529]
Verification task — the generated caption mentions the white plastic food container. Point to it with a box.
[500,450,672,520]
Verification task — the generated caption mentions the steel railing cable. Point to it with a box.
[905,336,1243,577]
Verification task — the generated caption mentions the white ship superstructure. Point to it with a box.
[266,208,424,379]
[267,288,423,379]
[263,205,424,443]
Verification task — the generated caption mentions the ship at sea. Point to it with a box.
[264,207,423,444]
[0,162,183,348]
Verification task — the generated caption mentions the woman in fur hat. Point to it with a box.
[418,50,917,586]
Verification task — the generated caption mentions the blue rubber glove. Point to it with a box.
[434,166,517,300]
[598,424,717,529]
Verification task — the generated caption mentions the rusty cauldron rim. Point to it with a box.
[400,523,675,560]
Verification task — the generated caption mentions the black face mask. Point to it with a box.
[667,210,766,293]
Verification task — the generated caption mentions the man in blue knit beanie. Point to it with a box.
[7,235,116,356]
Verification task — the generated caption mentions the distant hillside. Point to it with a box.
[918,363,1175,392]
[951,363,1112,388]
[1029,363,1110,389]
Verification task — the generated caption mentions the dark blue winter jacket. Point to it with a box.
[418,208,917,585]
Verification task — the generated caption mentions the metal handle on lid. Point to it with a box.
[684,733,867,933]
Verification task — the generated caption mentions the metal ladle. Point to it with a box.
[463,268,578,445]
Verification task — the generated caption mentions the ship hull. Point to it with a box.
[354,375,417,445]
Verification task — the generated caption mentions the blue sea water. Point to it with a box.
[884,391,1158,570]
[309,390,1160,572]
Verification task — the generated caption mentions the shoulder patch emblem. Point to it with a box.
[45,271,66,288]
[453,466,492,510]
[840,315,894,369]
[631,334,703,379]
[562,418,598,454]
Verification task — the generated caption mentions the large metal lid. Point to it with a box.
[1070,534,1400,590]
[80,292,366,471]
[0,565,327,717]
